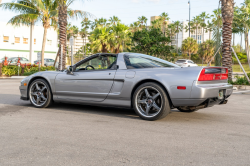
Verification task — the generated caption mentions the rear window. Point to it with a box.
[176,60,186,63]
[124,53,179,69]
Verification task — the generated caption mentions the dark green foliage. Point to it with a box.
[232,52,248,64]
[129,28,173,60]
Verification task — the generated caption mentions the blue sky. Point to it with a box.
[0,0,245,45]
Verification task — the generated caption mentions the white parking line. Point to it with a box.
[233,90,250,94]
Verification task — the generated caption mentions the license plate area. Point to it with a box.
[218,90,224,99]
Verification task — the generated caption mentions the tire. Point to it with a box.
[132,82,171,121]
[29,79,53,108]
[177,107,199,113]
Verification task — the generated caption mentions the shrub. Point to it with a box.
[1,65,56,76]
[232,75,250,85]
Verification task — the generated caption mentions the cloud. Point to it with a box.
[148,0,161,2]
[131,0,161,3]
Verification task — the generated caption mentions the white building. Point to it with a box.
[172,21,210,48]
[0,22,58,63]
[67,33,89,55]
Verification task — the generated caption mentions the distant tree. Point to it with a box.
[129,27,172,60]
[181,37,198,59]
[198,40,215,66]
[109,16,120,25]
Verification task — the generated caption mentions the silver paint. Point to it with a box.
[20,53,233,109]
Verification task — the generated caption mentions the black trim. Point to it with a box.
[20,96,29,100]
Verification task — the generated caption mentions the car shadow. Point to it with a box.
[0,93,223,122]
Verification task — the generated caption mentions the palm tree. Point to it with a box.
[173,21,183,54]
[211,8,223,66]
[57,0,92,69]
[0,0,59,66]
[206,20,213,40]
[109,16,120,25]
[192,16,202,42]
[159,12,170,36]
[234,3,250,68]
[80,18,91,58]
[181,37,198,59]
[111,23,131,53]
[198,40,215,66]
[89,25,113,53]
[130,21,140,32]
[199,12,210,42]
[221,0,234,80]
[138,16,148,29]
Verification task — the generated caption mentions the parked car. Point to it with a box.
[175,59,198,67]
[8,57,29,65]
[34,58,58,67]
[20,53,232,121]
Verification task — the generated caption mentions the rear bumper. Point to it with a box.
[172,81,233,107]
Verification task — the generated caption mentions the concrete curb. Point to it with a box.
[233,85,250,90]
[10,76,27,79]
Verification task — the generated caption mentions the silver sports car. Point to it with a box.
[20,53,233,121]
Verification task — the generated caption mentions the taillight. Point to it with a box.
[183,63,187,64]
[198,68,228,81]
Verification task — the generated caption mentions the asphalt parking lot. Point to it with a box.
[0,79,250,166]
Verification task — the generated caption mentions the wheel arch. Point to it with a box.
[27,76,53,100]
[130,79,173,109]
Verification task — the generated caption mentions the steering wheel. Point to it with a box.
[85,65,95,70]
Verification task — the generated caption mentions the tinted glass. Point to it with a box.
[176,60,186,63]
[124,54,179,69]
[22,58,29,61]
[76,55,117,71]
[188,61,193,63]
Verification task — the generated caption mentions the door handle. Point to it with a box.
[109,73,111,75]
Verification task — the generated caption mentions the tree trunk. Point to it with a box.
[221,0,234,81]
[53,47,60,67]
[196,26,198,42]
[58,5,67,70]
[41,27,48,66]
[176,33,178,54]
[245,31,250,68]
[102,44,107,53]
[29,21,34,64]
[203,27,205,43]
[209,30,211,40]
[240,33,242,52]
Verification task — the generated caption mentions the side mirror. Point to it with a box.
[66,66,74,75]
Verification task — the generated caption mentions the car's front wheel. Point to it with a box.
[133,82,171,121]
[29,79,52,108]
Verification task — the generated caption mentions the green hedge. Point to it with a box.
[1,65,55,76]
[230,73,250,85]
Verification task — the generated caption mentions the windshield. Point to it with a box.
[176,60,186,63]
[124,53,180,69]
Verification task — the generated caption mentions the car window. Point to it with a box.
[22,58,29,61]
[124,54,179,69]
[176,60,186,63]
[76,55,117,71]
[188,61,193,63]
[46,59,54,62]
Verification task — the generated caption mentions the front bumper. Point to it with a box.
[172,81,233,107]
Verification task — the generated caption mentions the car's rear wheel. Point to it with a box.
[177,107,199,112]
[29,79,52,108]
[133,82,171,121]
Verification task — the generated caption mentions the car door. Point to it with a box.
[55,54,117,102]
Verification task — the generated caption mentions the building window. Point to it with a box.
[3,36,9,42]
[23,38,28,44]
[15,37,20,43]
[34,39,36,45]
[47,40,52,45]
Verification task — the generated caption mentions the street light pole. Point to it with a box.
[188,0,190,37]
